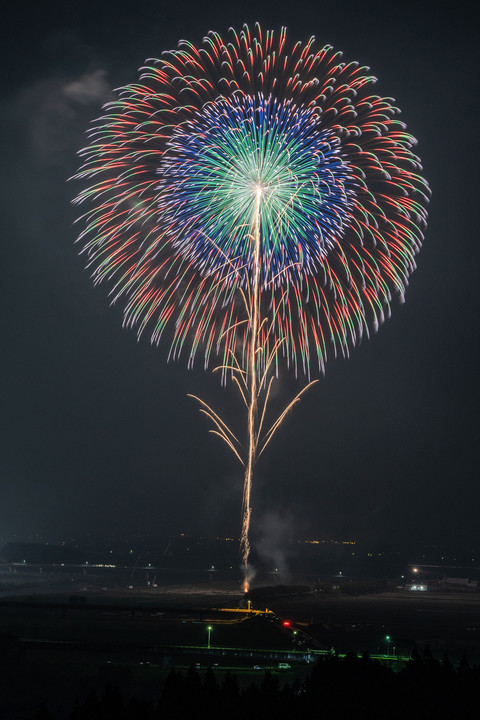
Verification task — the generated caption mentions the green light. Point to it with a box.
[207,625,213,649]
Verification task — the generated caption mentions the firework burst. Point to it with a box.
[73,24,429,589]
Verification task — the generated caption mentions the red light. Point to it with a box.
[282,620,291,627]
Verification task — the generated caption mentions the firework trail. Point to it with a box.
[73,24,429,590]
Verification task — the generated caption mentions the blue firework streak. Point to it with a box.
[158,94,355,289]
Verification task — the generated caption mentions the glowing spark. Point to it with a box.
[240,183,262,583]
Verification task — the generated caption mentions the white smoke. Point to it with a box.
[255,509,297,580]
[6,69,111,166]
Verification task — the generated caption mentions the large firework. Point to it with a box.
[74,24,429,589]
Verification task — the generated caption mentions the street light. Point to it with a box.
[385,635,391,656]
[207,625,213,649]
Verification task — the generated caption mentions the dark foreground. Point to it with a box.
[1,579,480,718]
[3,652,479,719]
[55,654,480,719]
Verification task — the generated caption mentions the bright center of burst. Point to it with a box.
[254,183,265,207]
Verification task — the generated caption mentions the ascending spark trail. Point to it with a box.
[241,185,263,591]
[189,183,317,592]
[238,185,318,591]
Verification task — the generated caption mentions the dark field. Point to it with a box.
[2,573,480,718]
[3,586,480,656]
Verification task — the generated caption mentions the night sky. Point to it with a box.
[1,0,478,552]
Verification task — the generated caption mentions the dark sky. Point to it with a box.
[1,0,478,551]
